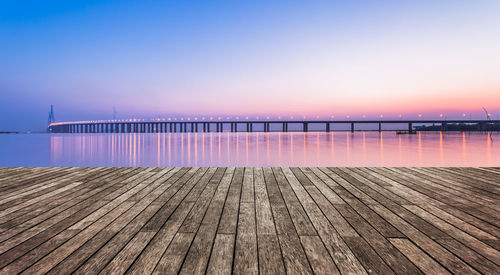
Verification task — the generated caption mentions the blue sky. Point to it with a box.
[1,0,499,131]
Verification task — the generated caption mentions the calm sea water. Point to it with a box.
[0,132,498,166]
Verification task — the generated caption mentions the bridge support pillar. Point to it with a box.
[378,123,382,132]
[408,122,413,133]
[303,123,308,132]
[479,122,486,131]
[326,123,330,132]
[351,123,354,133]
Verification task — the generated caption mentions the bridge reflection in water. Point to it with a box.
[49,132,498,167]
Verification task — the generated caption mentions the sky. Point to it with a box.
[1,0,500,131]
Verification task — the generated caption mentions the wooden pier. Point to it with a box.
[0,167,499,274]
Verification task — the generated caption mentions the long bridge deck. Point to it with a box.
[48,119,500,133]
[0,167,499,274]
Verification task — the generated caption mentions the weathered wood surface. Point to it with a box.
[0,167,499,274]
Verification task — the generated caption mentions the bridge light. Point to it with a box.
[218,117,221,120]
[418,114,422,118]
[380,114,383,118]
[346,115,350,119]
[245,116,248,120]
[266,116,270,120]
[278,116,281,119]
[440,114,443,118]
[462,113,466,117]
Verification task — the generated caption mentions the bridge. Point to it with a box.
[47,119,500,133]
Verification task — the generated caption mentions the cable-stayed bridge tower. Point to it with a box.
[47,104,55,125]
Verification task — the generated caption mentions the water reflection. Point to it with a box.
[1,132,498,167]
[49,132,500,167]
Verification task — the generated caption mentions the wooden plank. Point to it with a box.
[391,168,500,218]
[405,167,500,203]
[438,168,500,191]
[178,167,235,275]
[381,170,498,241]
[354,168,500,273]
[77,168,212,274]
[352,167,500,239]
[233,167,258,275]
[369,204,480,274]
[152,232,195,274]
[140,167,204,231]
[8,170,159,274]
[374,167,500,232]
[0,182,83,218]
[281,167,367,274]
[14,200,137,274]
[272,167,317,236]
[310,167,405,238]
[0,171,139,271]
[0,168,96,205]
[333,203,422,274]
[233,202,258,275]
[404,204,500,265]
[264,167,312,275]
[52,170,181,274]
[300,235,339,275]
[0,168,72,194]
[178,168,226,233]
[206,233,235,274]
[0,167,114,228]
[389,238,450,275]
[253,167,286,275]
[99,231,156,275]
[217,167,243,234]
[240,167,254,203]
[0,168,133,244]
